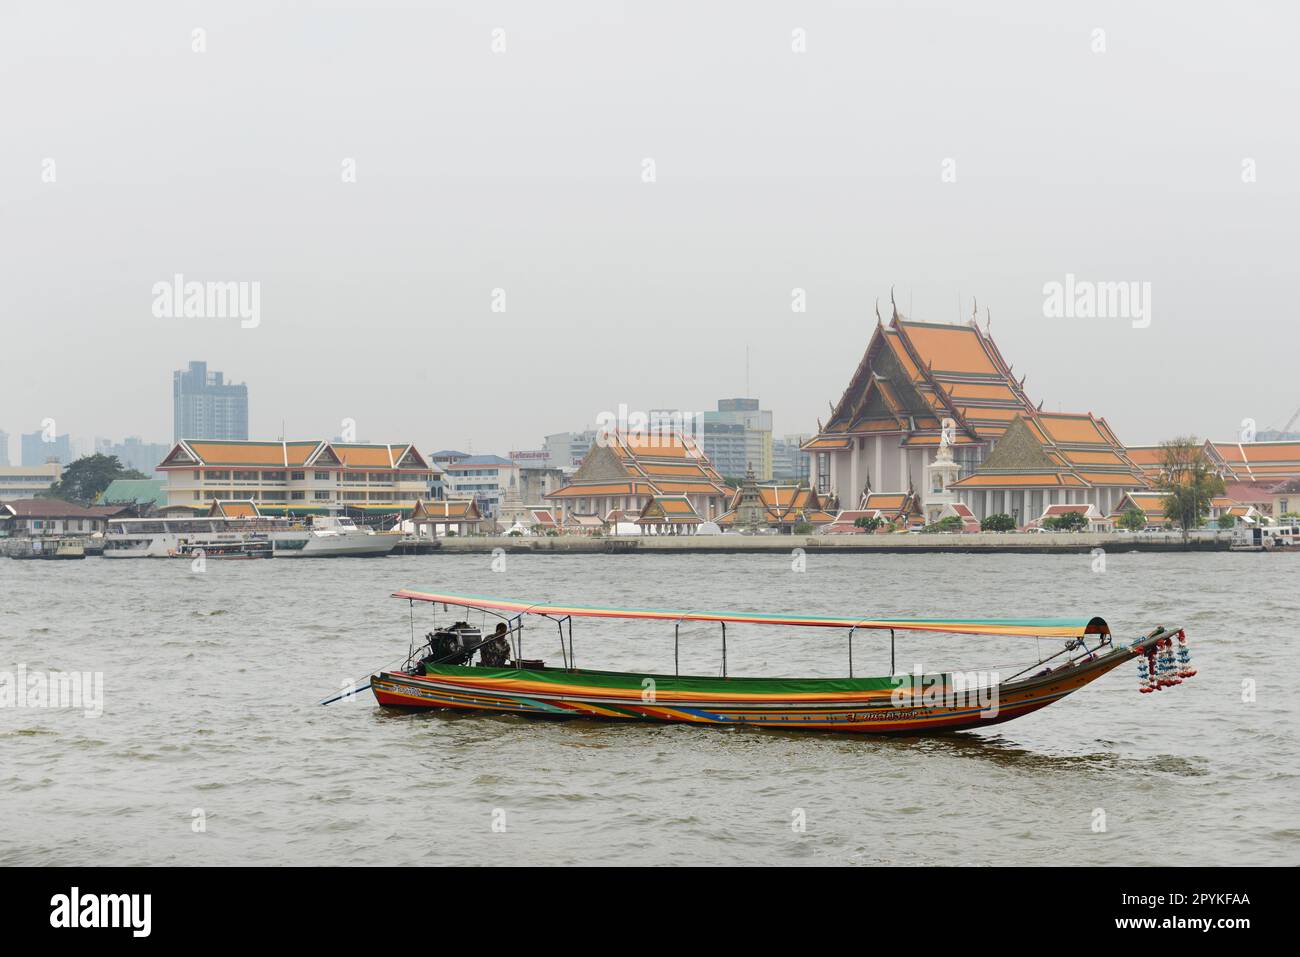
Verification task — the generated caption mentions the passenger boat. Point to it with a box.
[5,537,87,560]
[103,515,287,558]
[167,540,273,560]
[269,515,399,558]
[354,591,1195,734]
[1231,522,1300,552]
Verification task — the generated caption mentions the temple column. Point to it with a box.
[849,439,860,508]
[874,437,883,491]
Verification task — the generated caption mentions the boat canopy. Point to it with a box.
[391,589,1109,639]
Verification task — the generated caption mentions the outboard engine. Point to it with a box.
[414,621,481,670]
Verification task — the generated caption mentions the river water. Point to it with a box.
[1,551,1296,866]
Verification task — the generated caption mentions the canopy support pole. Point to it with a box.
[674,623,680,676]
[556,619,569,670]
[848,626,855,678]
[890,629,895,676]
[721,621,727,678]
[567,616,574,670]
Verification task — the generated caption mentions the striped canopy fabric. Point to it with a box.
[391,589,1107,639]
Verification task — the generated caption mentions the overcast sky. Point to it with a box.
[3,1,1298,460]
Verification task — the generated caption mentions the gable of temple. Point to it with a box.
[568,442,631,484]
[977,416,1060,472]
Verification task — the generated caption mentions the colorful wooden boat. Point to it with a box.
[357,590,1195,734]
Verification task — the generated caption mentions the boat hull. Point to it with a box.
[371,641,1145,734]
[272,531,399,557]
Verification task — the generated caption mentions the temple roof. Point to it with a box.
[636,495,703,524]
[807,316,1037,450]
[716,483,835,527]
[411,498,481,521]
[546,432,729,501]
[950,412,1148,492]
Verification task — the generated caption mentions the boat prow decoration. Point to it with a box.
[349,590,1193,735]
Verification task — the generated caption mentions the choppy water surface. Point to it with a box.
[1,551,1296,866]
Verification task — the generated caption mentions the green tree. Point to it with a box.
[1118,507,1146,531]
[1216,514,1235,529]
[1156,436,1225,541]
[853,516,884,532]
[39,454,146,505]
[792,522,814,535]
[980,512,1015,532]
[1047,510,1088,532]
[921,515,963,534]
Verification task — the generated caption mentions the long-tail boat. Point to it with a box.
[352,590,1195,734]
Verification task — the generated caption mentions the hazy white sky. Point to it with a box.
[3,0,1298,460]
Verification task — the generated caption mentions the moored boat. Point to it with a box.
[168,540,273,560]
[104,515,288,558]
[345,590,1196,734]
[5,537,87,560]
[270,515,399,557]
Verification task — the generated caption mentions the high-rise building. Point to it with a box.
[21,430,73,466]
[702,398,773,480]
[773,434,812,481]
[95,437,173,477]
[173,361,248,441]
[543,431,598,471]
[0,430,9,466]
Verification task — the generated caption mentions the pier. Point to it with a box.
[423,531,1235,555]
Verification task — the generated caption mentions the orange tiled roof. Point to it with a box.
[182,440,314,467]
[160,439,429,472]
[953,473,1072,488]
[636,495,702,524]
[1111,492,1168,521]
[1037,414,1107,445]
[811,315,1036,450]
[412,498,480,521]
[900,322,999,375]
[951,412,1147,493]
[547,432,729,501]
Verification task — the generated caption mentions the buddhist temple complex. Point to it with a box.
[802,306,1149,525]
[545,432,731,525]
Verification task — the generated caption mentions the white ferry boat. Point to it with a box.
[269,515,400,557]
[1231,522,1300,552]
[103,516,283,558]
